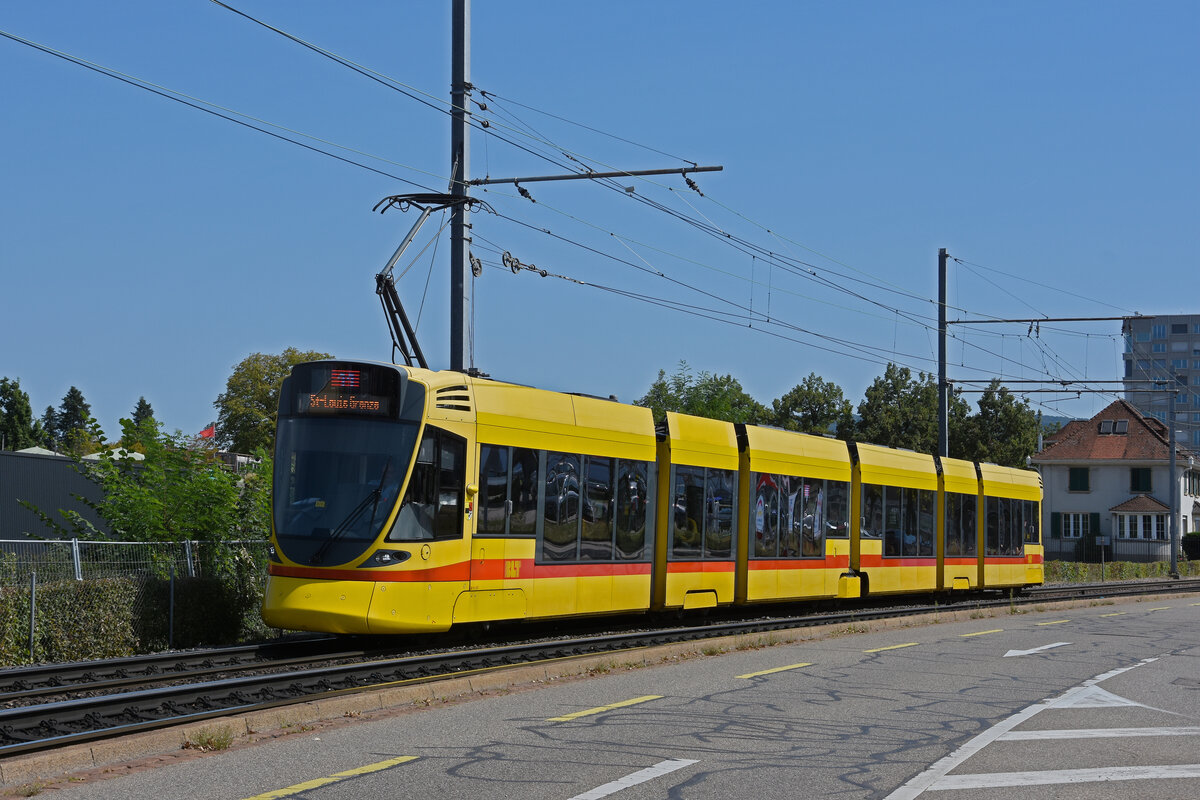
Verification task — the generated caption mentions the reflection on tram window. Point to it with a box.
[753,473,780,558]
[581,456,614,561]
[478,445,508,535]
[861,484,884,539]
[944,492,977,557]
[705,469,734,559]
[510,448,539,535]
[615,460,649,560]
[389,426,466,542]
[985,496,1024,557]
[826,480,849,538]
[542,452,580,561]
[1022,500,1040,544]
[672,466,705,558]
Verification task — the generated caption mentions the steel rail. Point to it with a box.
[2,578,1197,758]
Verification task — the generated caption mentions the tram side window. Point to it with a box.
[861,484,884,539]
[798,478,825,557]
[705,468,735,559]
[986,497,1024,556]
[944,492,978,557]
[917,489,935,556]
[1022,500,1040,544]
[615,460,650,560]
[510,448,539,536]
[389,426,466,541]
[672,466,706,558]
[581,456,614,561]
[477,444,508,535]
[826,480,850,538]
[752,473,781,558]
[543,452,580,561]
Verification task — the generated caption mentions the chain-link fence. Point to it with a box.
[0,539,274,666]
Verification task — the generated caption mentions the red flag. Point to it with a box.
[199,423,215,439]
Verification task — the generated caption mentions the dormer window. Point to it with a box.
[1099,420,1128,435]
[1114,420,1128,434]
[1099,421,1113,434]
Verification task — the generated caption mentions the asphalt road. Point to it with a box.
[12,595,1200,800]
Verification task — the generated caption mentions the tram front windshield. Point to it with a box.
[272,363,424,566]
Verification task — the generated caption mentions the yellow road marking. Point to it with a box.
[1036,620,1070,626]
[242,755,417,799]
[547,695,663,722]
[737,662,813,679]
[960,629,1003,637]
[1100,612,1127,617]
[864,643,919,653]
[1149,606,1171,611]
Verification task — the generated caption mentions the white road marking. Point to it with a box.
[883,657,1157,800]
[929,764,1200,790]
[1000,726,1200,740]
[568,759,699,800]
[1003,642,1069,657]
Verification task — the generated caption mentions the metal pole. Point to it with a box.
[1169,368,1179,577]
[449,0,472,372]
[71,537,82,581]
[938,248,948,458]
[169,565,175,649]
[29,570,37,662]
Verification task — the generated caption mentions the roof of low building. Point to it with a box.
[1109,494,1171,513]
[1033,399,1193,463]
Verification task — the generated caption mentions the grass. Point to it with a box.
[182,725,235,752]
[15,782,46,797]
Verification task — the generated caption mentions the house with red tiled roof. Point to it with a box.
[1031,400,1200,562]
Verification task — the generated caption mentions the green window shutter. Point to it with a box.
[1089,512,1101,536]
[1050,512,1061,538]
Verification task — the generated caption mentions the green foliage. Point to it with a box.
[636,361,768,423]
[0,377,43,451]
[0,577,138,665]
[1045,560,1200,583]
[959,380,1040,467]
[851,363,971,452]
[768,372,853,435]
[214,347,332,453]
[48,386,98,456]
[131,396,155,428]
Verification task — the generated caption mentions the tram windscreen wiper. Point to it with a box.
[308,459,393,566]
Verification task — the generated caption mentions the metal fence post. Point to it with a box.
[71,538,82,581]
[169,565,175,650]
[184,540,195,578]
[29,570,36,663]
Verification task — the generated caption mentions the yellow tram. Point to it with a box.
[262,360,1042,634]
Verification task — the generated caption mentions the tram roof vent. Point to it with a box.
[435,384,472,412]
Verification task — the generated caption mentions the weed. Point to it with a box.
[16,782,46,797]
[183,725,235,752]
[702,644,727,656]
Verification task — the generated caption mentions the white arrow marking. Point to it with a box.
[1004,642,1070,658]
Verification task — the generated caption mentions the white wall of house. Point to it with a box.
[1039,461,1199,536]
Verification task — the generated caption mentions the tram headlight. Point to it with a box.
[362,549,412,567]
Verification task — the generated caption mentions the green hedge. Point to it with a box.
[0,578,138,665]
[1045,559,1200,584]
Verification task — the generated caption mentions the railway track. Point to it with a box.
[2,578,1197,758]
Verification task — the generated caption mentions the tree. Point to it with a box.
[960,381,1040,468]
[0,377,43,451]
[40,405,58,450]
[131,396,155,427]
[214,347,333,453]
[852,363,969,452]
[636,361,768,424]
[768,372,853,436]
[55,386,99,456]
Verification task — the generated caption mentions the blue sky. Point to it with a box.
[2,1,1197,440]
